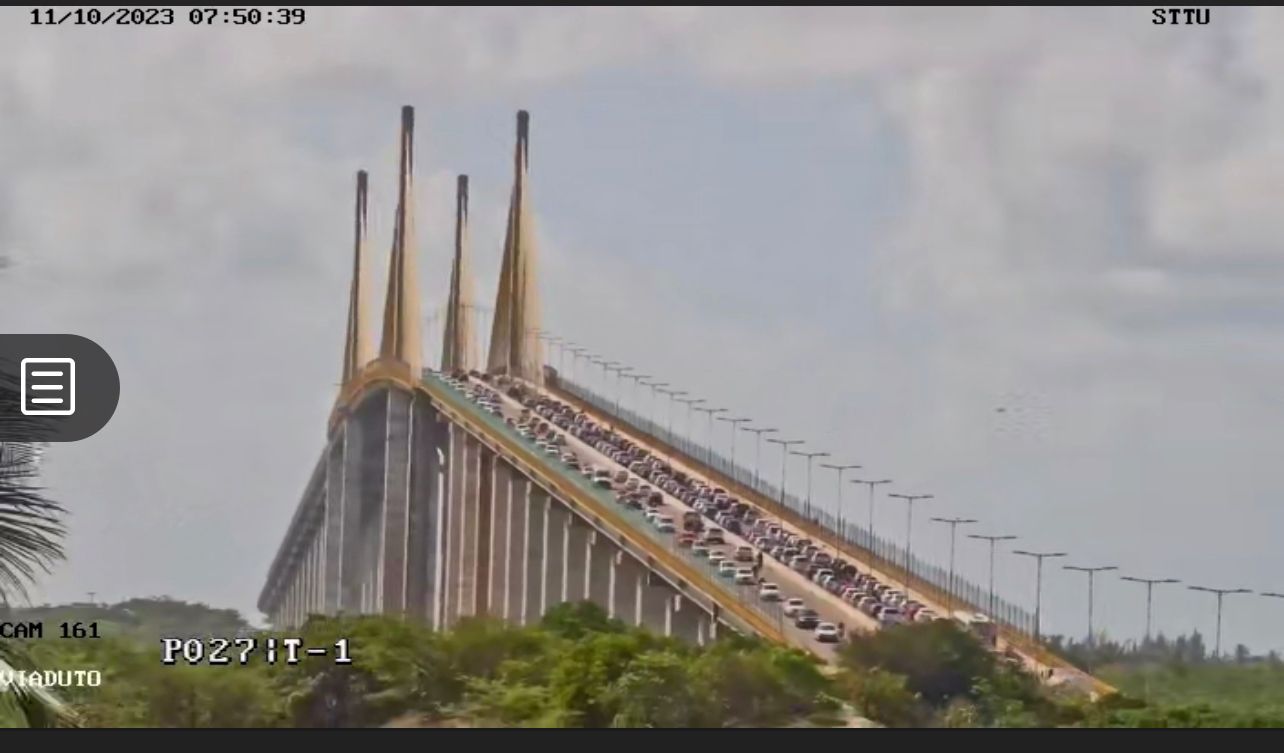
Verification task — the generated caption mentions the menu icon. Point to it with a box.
[21,357,75,416]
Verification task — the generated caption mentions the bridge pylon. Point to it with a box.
[378,104,423,380]
[441,175,478,373]
[487,110,543,385]
[339,169,374,388]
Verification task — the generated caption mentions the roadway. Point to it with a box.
[465,374,884,662]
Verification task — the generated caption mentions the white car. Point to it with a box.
[734,568,755,585]
[782,598,806,617]
[879,608,905,626]
[718,561,738,578]
[707,551,726,567]
[814,623,841,643]
[654,516,676,533]
[643,508,661,524]
[758,583,781,601]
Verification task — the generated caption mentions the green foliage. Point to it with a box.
[12,600,842,728]
[842,668,929,728]
[1098,662,1284,723]
[13,597,1283,728]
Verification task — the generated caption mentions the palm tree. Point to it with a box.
[0,280,77,726]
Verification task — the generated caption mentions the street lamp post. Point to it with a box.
[693,406,727,464]
[766,438,804,508]
[852,479,893,556]
[567,346,587,383]
[608,365,633,414]
[888,493,934,588]
[1063,565,1118,646]
[716,416,751,476]
[641,380,667,426]
[790,450,830,522]
[820,463,861,541]
[1188,585,1252,659]
[659,389,685,436]
[931,517,977,612]
[677,397,705,443]
[741,426,778,487]
[968,534,1018,618]
[1012,550,1067,642]
[1119,576,1181,645]
[623,372,650,415]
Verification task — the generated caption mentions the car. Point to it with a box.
[879,608,905,626]
[707,551,726,567]
[734,568,755,585]
[593,477,613,490]
[579,465,595,477]
[858,597,878,614]
[718,561,738,579]
[692,544,710,558]
[814,622,841,643]
[782,598,806,617]
[758,583,781,601]
[702,528,725,546]
[793,609,820,630]
[677,533,696,548]
[643,508,661,524]
[543,445,560,456]
[913,610,937,623]
[734,545,754,563]
[790,556,810,574]
[813,569,834,584]
[655,516,676,533]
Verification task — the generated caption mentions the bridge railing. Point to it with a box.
[555,377,1038,641]
[426,374,796,647]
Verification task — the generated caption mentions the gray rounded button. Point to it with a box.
[0,334,120,442]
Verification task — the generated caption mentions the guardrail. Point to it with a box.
[418,374,795,650]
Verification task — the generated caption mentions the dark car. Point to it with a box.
[793,609,820,630]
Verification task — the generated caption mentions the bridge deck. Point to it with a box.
[417,372,801,653]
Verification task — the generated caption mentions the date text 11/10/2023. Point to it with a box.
[161,637,353,666]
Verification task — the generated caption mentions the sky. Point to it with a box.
[1,7,1282,652]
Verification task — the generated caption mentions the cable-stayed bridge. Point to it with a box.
[257,105,1110,695]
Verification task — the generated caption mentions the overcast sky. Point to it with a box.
[2,7,1282,652]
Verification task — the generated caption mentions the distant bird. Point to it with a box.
[995,407,1007,413]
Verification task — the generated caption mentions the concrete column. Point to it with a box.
[458,434,480,618]
[670,594,704,644]
[544,500,569,610]
[610,552,645,624]
[487,460,509,617]
[522,487,547,625]
[475,448,495,616]
[380,389,412,614]
[564,516,590,603]
[405,397,442,624]
[324,430,345,615]
[506,477,527,623]
[587,532,611,611]
[639,571,671,634]
[443,424,464,626]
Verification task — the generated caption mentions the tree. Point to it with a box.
[839,620,998,707]
[0,396,74,727]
